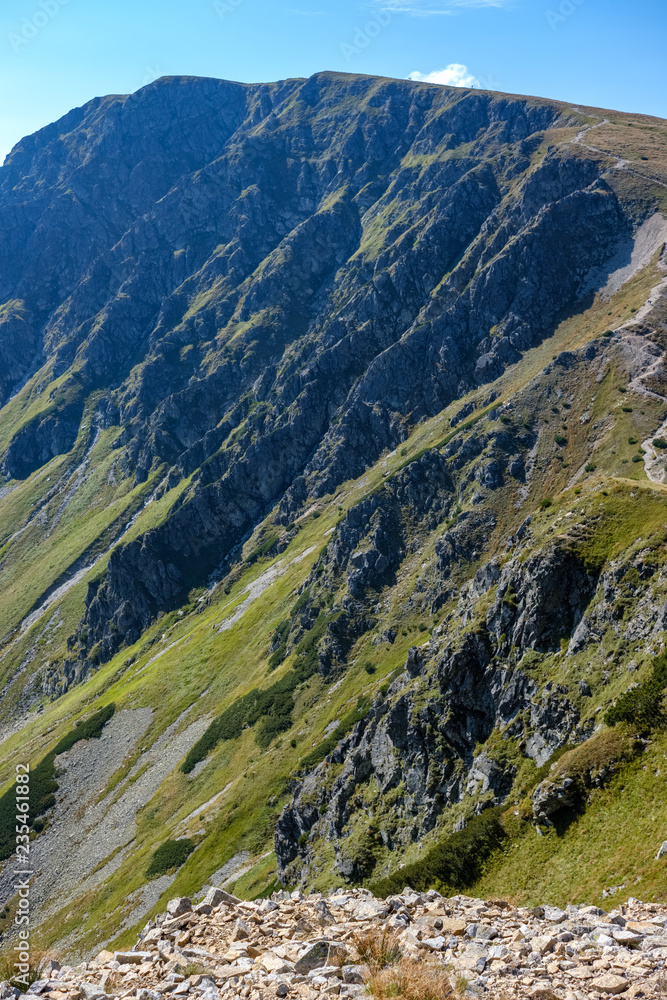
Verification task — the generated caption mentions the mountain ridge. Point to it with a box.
[0,72,666,958]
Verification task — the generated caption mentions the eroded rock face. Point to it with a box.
[0,72,631,653]
[274,628,576,883]
[484,545,597,654]
[276,533,593,884]
[0,301,38,406]
[1,400,84,479]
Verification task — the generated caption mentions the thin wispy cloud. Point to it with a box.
[373,0,509,15]
[409,64,481,87]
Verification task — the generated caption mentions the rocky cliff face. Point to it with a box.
[1,73,667,950]
[0,73,633,662]
[274,537,588,884]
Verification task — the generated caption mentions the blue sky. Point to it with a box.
[1,0,666,164]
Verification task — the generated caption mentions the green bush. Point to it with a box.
[146,838,195,878]
[632,454,643,463]
[290,589,310,619]
[605,652,667,731]
[540,497,553,510]
[345,826,382,878]
[628,436,638,445]
[268,646,288,671]
[653,438,667,450]
[369,807,506,897]
[245,532,279,565]
[622,407,633,413]
[554,434,567,446]
[585,463,596,473]
[0,704,115,862]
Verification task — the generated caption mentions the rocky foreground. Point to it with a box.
[4,888,667,1000]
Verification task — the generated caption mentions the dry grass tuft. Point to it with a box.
[177,961,211,978]
[352,927,402,973]
[0,947,49,989]
[367,958,457,1000]
[454,973,470,995]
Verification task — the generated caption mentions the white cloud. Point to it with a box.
[408,64,481,88]
[375,0,509,15]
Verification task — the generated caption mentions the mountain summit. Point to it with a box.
[0,72,666,957]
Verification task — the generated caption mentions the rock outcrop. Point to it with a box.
[0,73,634,657]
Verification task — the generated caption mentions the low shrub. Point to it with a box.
[605,652,667,730]
[146,838,195,878]
[245,532,279,565]
[268,619,291,671]
[369,806,505,897]
[653,438,667,450]
[290,589,310,619]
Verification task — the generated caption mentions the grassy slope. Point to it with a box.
[476,730,667,907]
[0,108,665,951]
[11,265,655,946]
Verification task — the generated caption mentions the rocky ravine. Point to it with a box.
[3,888,665,1000]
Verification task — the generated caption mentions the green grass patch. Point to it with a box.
[605,651,667,730]
[181,613,332,772]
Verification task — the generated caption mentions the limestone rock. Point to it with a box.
[591,973,629,994]
[166,898,192,918]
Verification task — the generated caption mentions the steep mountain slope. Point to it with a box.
[0,72,667,959]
